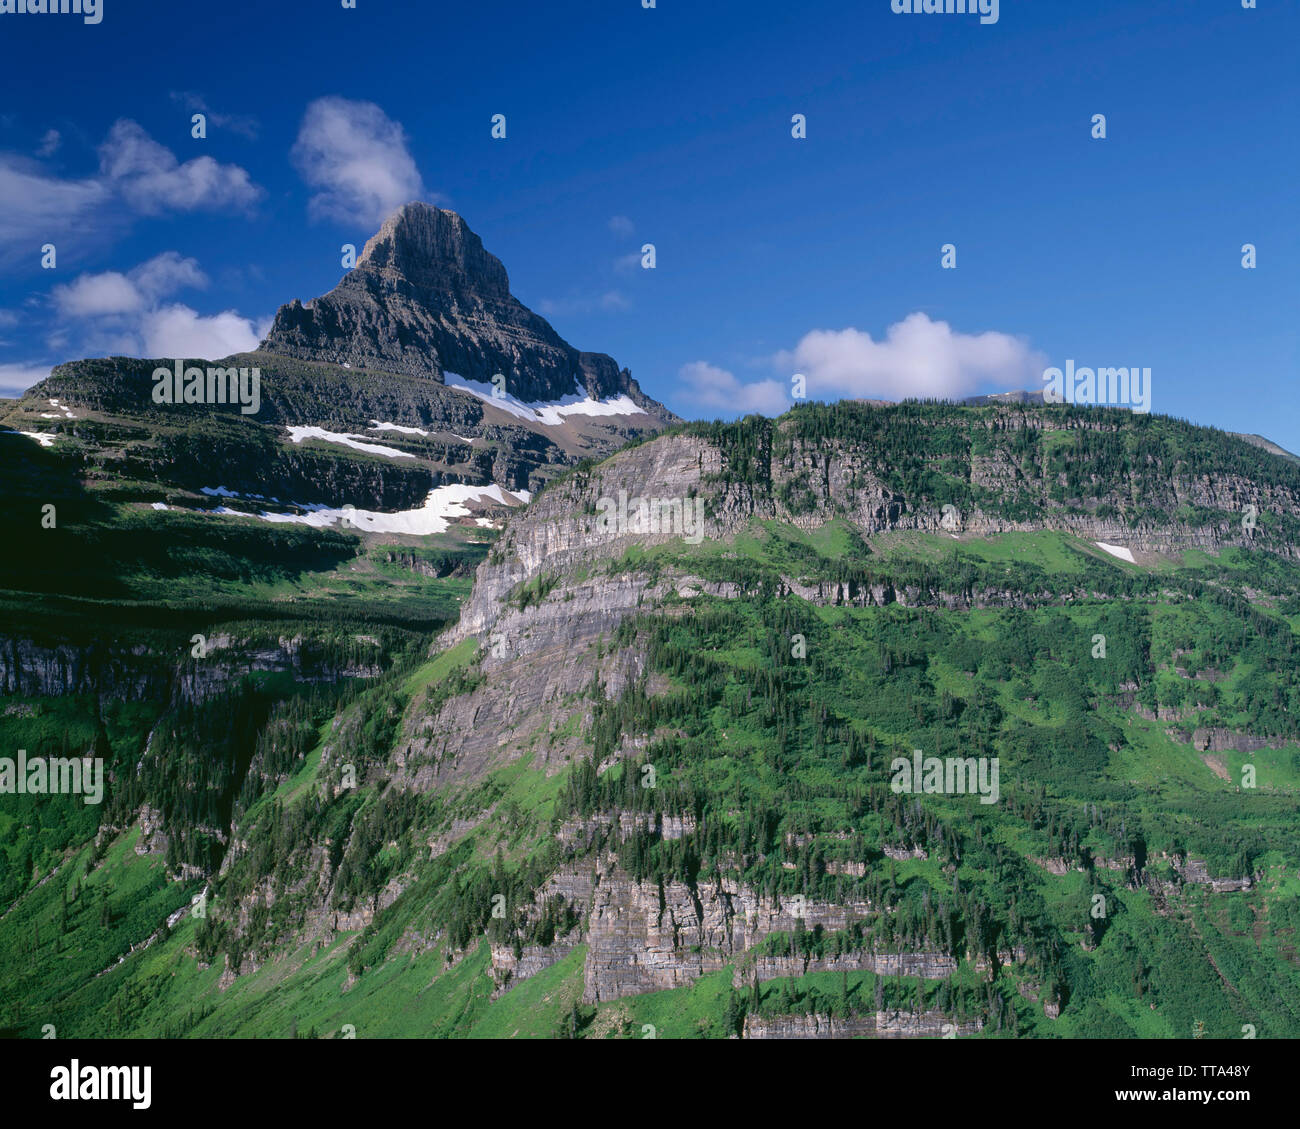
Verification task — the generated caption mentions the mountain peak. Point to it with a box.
[354,202,510,298]
[261,203,661,407]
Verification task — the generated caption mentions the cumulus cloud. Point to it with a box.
[52,271,143,318]
[140,305,270,359]
[52,252,207,317]
[677,361,789,416]
[99,120,263,214]
[292,97,427,226]
[679,314,1045,418]
[44,252,267,362]
[773,313,1046,403]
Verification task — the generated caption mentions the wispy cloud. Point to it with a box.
[0,121,261,268]
[613,251,643,275]
[537,291,630,317]
[0,155,110,265]
[292,97,428,226]
[0,362,53,398]
[677,360,789,415]
[169,92,260,140]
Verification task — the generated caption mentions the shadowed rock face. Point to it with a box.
[262,202,648,405]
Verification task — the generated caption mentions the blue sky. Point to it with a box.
[1,0,1295,448]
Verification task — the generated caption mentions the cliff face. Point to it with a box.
[743,1011,982,1039]
[0,633,381,701]
[261,202,655,406]
[448,410,1300,657]
[357,405,1297,1022]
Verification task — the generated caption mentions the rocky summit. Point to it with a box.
[263,202,649,406]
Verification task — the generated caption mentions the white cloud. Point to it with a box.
[52,271,143,318]
[52,252,207,318]
[36,130,61,158]
[42,252,265,362]
[292,97,427,226]
[129,251,207,300]
[0,156,109,262]
[0,362,52,398]
[141,305,271,360]
[99,119,262,215]
[679,314,1046,418]
[608,215,635,236]
[772,313,1045,403]
[678,361,789,415]
[0,122,259,264]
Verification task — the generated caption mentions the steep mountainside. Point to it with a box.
[263,203,649,407]
[3,401,1297,1039]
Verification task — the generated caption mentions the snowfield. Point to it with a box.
[444,374,643,426]
[213,481,529,535]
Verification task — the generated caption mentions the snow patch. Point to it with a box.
[8,430,56,447]
[444,374,643,427]
[200,486,281,503]
[211,482,529,535]
[368,420,429,437]
[1095,542,1136,563]
[285,426,414,459]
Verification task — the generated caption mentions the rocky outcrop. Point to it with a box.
[742,1010,981,1039]
[581,869,875,1004]
[1188,727,1280,754]
[739,950,958,985]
